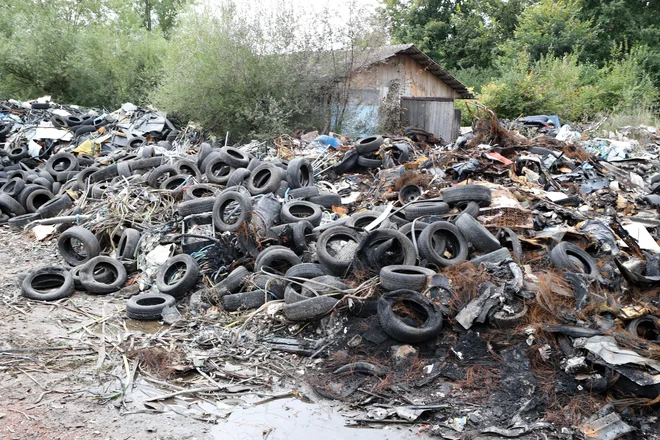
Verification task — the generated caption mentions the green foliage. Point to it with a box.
[500,0,600,62]
[479,48,657,122]
[0,0,167,108]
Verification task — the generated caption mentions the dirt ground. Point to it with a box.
[0,229,422,440]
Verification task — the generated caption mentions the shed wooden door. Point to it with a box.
[400,97,455,142]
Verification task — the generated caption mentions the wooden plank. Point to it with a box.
[400,96,453,102]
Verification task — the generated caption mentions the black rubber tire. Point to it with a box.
[418,221,468,267]
[399,221,429,243]
[184,184,220,201]
[443,184,492,207]
[309,193,341,209]
[217,266,250,294]
[292,220,314,254]
[276,180,289,198]
[460,201,481,218]
[288,186,319,199]
[126,293,176,320]
[76,154,96,167]
[21,267,74,301]
[57,226,101,266]
[205,156,234,185]
[626,316,660,341]
[128,136,147,149]
[0,193,26,216]
[199,151,221,173]
[90,164,119,183]
[58,180,78,195]
[333,149,358,174]
[8,213,40,230]
[283,296,338,321]
[130,156,163,170]
[46,153,79,176]
[286,158,314,189]
[51,183,61,195]
[254,247,301,272]
[117,228,141,260]
[346,210,392,230]
[147,165,177,188]
[355,135,383,154]
[357,155,382,168]
[285,263,332,279]
[2,178,25,197]
[404,202,450,220]
[470,248,512,266]
[197,143,213,168]
[64,115,83,127]
[219,147,250,168]
[177,197,216,217]
[80,256,127,294]
[76,167,99,191]
[280,200,322,226]
[37,194,72,218]
[497,227,522,264]
[301,275,349,298]
[222,291,268,311]
[8,146,29,161]
[226,168,251,187]
[316,226,363,275]
[17,184,42,207]
[377,289,443,343]
[247,163,282,195]
[32,177,53,191]
[251,274,286,299]
[490,301,528,328]
[247,158,261,171]
[90,183,109,199]
[156,254,199,299]
[73,125,97,137]
[174,159,202,182]
[356,229,416,274]
[160,175,189,191]
[213,191,252,232]
[117,161,132,178]
[454,213,501,253]
[56,170,78,184]
[25,189,54,213]
[550,242,599,276]
[392,143,411,164]
[380,265,435,291]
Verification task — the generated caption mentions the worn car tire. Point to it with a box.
[156,254,199,299]
[288,186,319,199]
[356,229,416,274]
[346,210,392,230]
[117,228,141,260]
[213,190,252,232]
[280,200,322,226]
[316,226,363,276]
[454,213,501,253]
[0,193,26,216]
[2,178,25,198]
[80,256,127,294]
[550,242,599,276]
[25,189,54,213]
[443,184,492,207]
[285,263,332,280]
[177,197,216,217]
[8,213,40,229]
[126,293,176,320]
[626,315,660,341]
[37,194,72,218]
[283,296,338,321]
[497,227,522,264]
[247,163,282,195]
[147,165,177,188]
[219,147,250,168]
[205,156,234,185]
[380,265,435,291]
[357,155,382,168]
[418,221,468,267]
[217,266,250,294]
[255,246,300,272]
[57,226,101,266]
[308,193,341,209]
[174,159,202,182]
[470,248,512,266]
[22,267,74,301]
[226,168,251,187]
[377,290,443,343]
[404,202,450,220]
[286,158,314,189]
[292,220,314,254]
[222,290,268,311]
[333,149,358,174]
[355,135,383,154]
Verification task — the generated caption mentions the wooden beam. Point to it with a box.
[400,96,454,102]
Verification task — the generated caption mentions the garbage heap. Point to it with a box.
[2,98,660,437]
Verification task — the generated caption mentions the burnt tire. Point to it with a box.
[418,221,468,267]
[21,267,74,301]
[377,289,443,343]
[212,190,252,232]
[79,256,127,294]
[126,293,176,321]
[156,254,199,299]
[380,265,435,291]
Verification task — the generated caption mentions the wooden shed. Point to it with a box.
[335,44,472,141]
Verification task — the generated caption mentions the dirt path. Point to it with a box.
[0,230,419,440]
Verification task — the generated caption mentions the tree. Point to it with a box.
[499,0,600,63]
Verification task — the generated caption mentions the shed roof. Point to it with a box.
[358,44,473,99]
